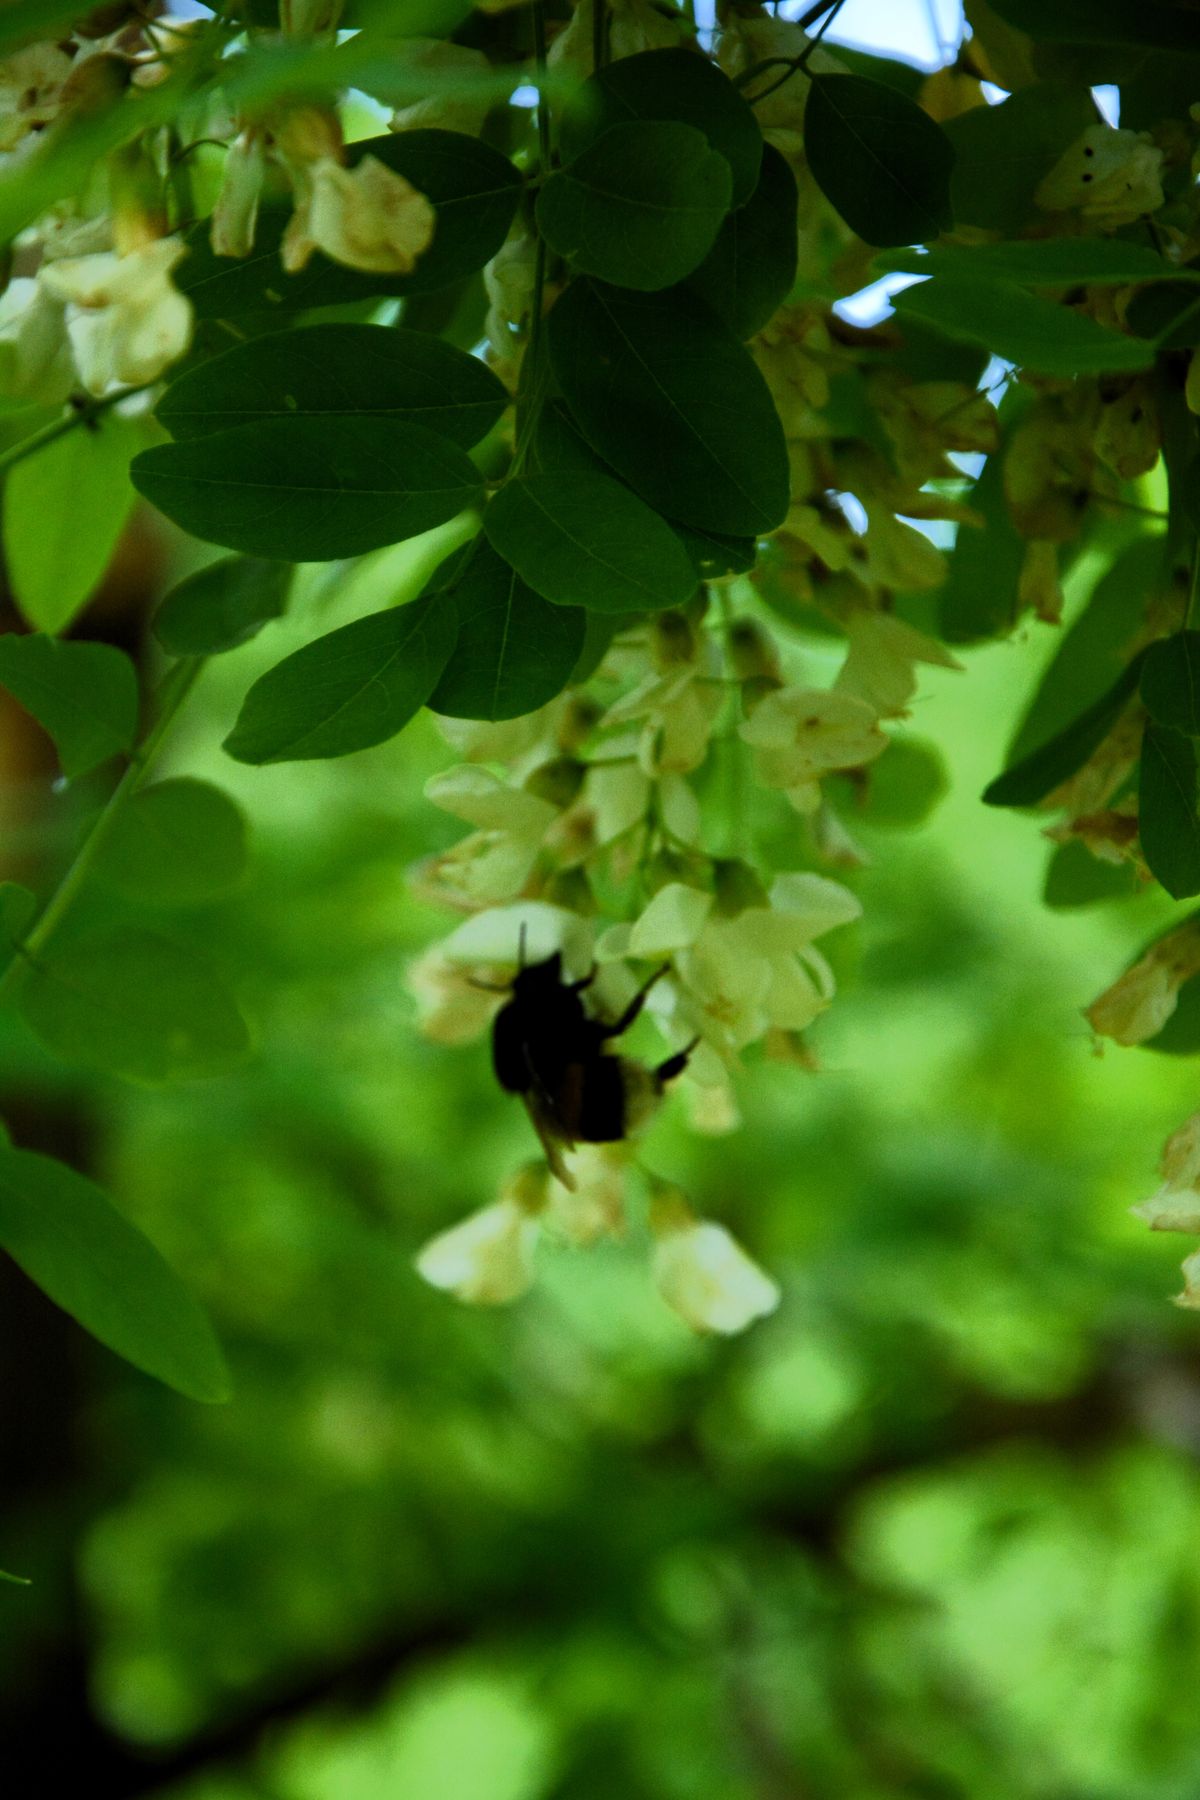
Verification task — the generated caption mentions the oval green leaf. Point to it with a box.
[893,277,1154,376]
[560,47,762,208]
[684,142,798,339]
[876,238,1180,288]
[1140,721,1200,899]
[538,120,732,292]
[0,1143,230,1402]
[154,557,292,658]
[803,73,954,248]
[0,634,138,777]
[548,279,789,537]
[131,417,483,562]
[983,653,1146,808]
[428,540,586,720]
[1140,631,1200,737]
[942,82,1095,233]
[224,592,457,763]
[156,324,508,448]
[19,927,250,1083]
[91,778,249,906]
[483,472,698,615]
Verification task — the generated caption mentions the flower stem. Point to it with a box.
[0,383,154,480]
[0,657,204,999]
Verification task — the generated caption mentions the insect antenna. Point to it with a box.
[518,921,528,971]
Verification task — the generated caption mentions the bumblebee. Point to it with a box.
[491,944,695,1186]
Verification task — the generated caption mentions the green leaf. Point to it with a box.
[0,635,138,777]
[224,593,457,763]
[483,472,698,616]
[876,239,1180,288]
[986,0,1200,48]
[802,74,954,248]
[1009,536,1165,763]
[153,557,292,657]
[155,324,507,448]
[684,142,798,340]
[1141,632,1200,736]
[943,82,1095,232]
[983,654,1146,807]
[0,1143,230,1402]
[91,778,249,906]
[560,47,762,209]
[937,398,1030,644]
[1043,839,1139,909]
[178,131,521,317]
[131,418,483,562]
[892,277,1154,375]
[3,415,140,635]
[548,279,789,537]
[0,883,36,975]
[1145,967,1200,1053]
[675,524,757,580]
[20,927,250,1083]
[428,541,586,720]
[537,120,732,292]
[1126,281,1200,351]
[1140,722,1200,899]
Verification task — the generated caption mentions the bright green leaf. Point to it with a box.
[131,418,483,562]
[1141,632,1200,736]
[19,927,250,1083]
[685,143,798,340]
[483,472,698,616]
[155,324,507,448]
[893,277,1154,375]
[548,279,789,537]
[428,541,586,720]
[223,593,457,763]
[803,74,954,248]
[537,120,732,292]
[1140,722,1200,899]
[560,47,762,208]
[91,778,249,906]
[0,1143,230,1402]
[154,557,292,658]
[0,634,138,776]
[3,415,139,634]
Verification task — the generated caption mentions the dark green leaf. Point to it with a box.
[986,0,1200,47]
[91,778,249,906]
[892,277,1154,375]
[569,610,619,686]
[483,472,697,615]
[131,418,483,562]
[674,524,757,580]
[876,239,1179,287]
[538,120,732,292]
[156,324,507,447]
[1043,839,1139,909]
[20,927,250,1083]
[1145,967,1200,1053]
[178,132,521,318]
[1126,281,1200,350]
[938,405,1029,645]
[1140,721,1200,898]
[548,279,789,537]
[983,654,1146,807]
[0,1144,230,1402]
[684,143,798,339]
[154,557,292,657]
[943,83,1095,232]
[428,541,586,720]
[1141,632,1200,736]
[0,635,138,777]
[0,883,36,975]
[825,45,926,94]
[803,74,954,248]
[224,593,457,763]
[560,48,762,209]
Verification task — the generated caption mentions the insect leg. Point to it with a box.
[596,964,671,1040]
[654,1037,700,1086]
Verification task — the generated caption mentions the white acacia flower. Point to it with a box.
[1175,1249,1200,1312]
[417,766,561,908]
[550,0,683,72]
[406,944,503,1046]
[1036,124,1164,226]
[40,237,193,394]
[389,39,494,136]
[0,42,73,151]
[211,131,266,259]
[0,277,73,404]
[835,612,961,719]
[601,615,724,776]
[415,1165,547,1306]
[283,154,435,275]
[546,1145,627,1246]
[1131,1114,1200,1236]
[649,1189,780,1335]
[739,685,888,814]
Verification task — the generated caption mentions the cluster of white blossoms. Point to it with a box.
[407,582,948,1333]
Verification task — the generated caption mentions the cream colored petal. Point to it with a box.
[415,1198,539,1304]
[1130,1187,1200,1235]
[629,882,713,957]
[652,1219,780,1334]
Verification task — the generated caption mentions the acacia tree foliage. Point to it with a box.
[2,0,1200,1393]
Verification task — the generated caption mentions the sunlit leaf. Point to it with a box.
[0,1144,230,1402]
[0,634,138,776]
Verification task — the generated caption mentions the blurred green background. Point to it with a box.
[4,528,1200,1800]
